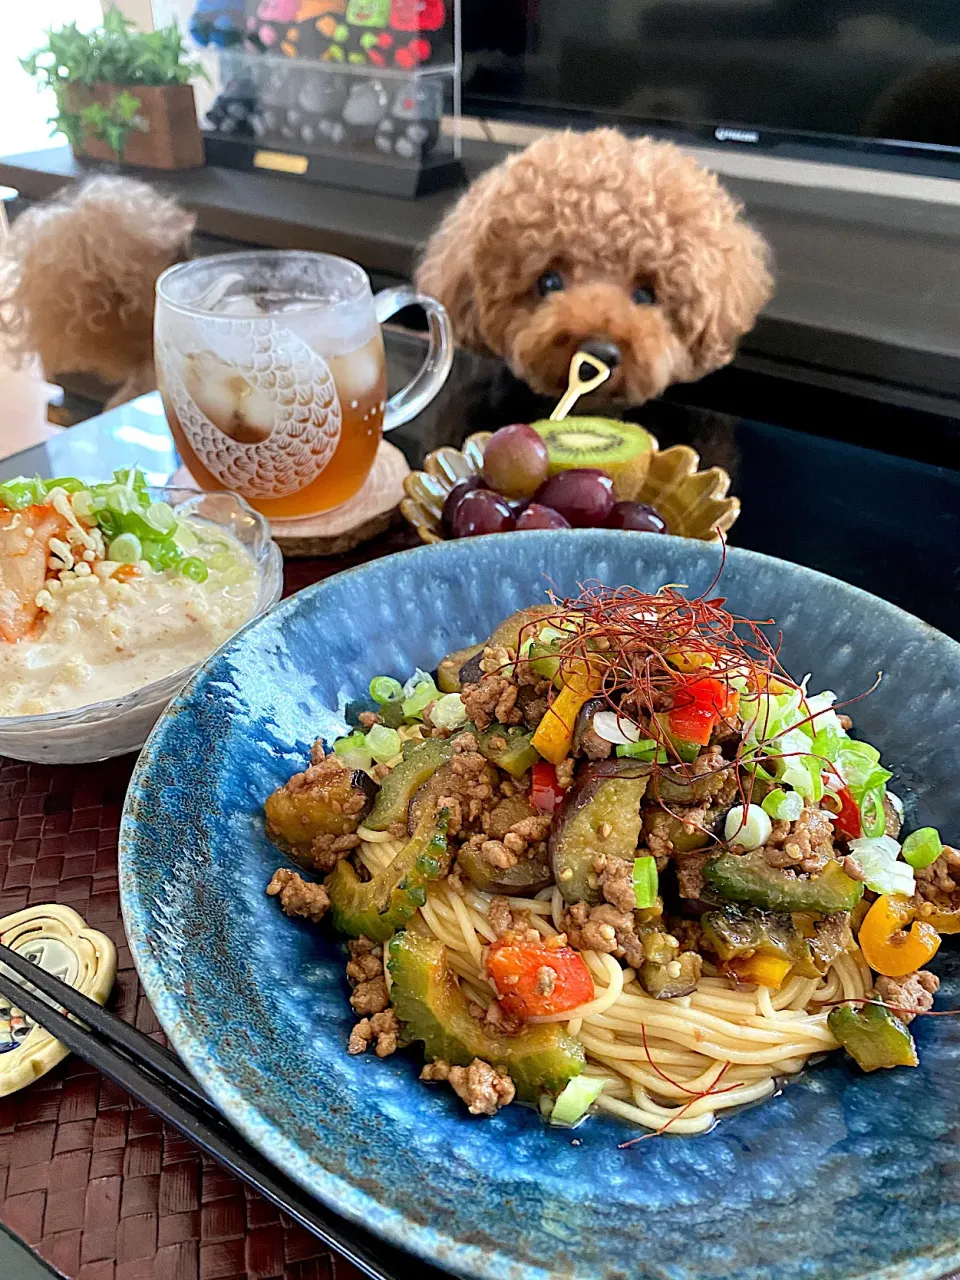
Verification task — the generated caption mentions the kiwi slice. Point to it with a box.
[531,418,654,497]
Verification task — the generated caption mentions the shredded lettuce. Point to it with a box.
[761,788,804,822]
[848,835,914,897]
[549,1075,606,1126]
[431,693,467,732]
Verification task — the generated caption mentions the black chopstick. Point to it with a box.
[0,953,453,1280]
[0,941,208,1107]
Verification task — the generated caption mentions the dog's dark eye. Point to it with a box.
[537,270,565,297]
[632,283,656,306]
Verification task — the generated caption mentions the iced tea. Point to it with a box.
[155,252,452,519]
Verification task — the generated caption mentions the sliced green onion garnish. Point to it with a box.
[616,739,658,761]
[145,501,177,537]
[724,803,773,852]
[761,788,804,822]
[549,1075,605,1126]
[402,678,440,721]
[369,676,404,705]
[430,693,467,731]
[333,731,373,772]
[0,477,45,510]
[366,723,402,763]
[181,557,209,583]
[859,786,887,839]
[70,490,93,521]
[108,532,142,565]
[632,855,658,909]
[902,827,942,870]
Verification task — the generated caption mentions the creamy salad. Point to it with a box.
[0,469,259,717]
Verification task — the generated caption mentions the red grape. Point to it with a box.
[450,489,516,537]
[534,469,615,527]
[515,503,571,530]
[441,476,487,536]
[482,424,550,498]
[605,501,667,533]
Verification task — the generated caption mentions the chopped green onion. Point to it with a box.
[848,835,914,897]
[145,502,177,536]
[402,668,434,698]
[549,1075,605,1126]
[724,803,773,851]
[859,786,887,839]
[0,477,45,510]
[761,788,804,822]
[632,856,658,909]
[902,827,942,870]
[616,739,661,761]
[108,532,142,565]
[366,723,402,764]
[70,490,93,521]
[369,676,404,705]
[181,557,209,583]
[402,678,440,721]
[140,539,183,572]
[333,731,373,772]
[669,737,702,764]
[431,693,467,731]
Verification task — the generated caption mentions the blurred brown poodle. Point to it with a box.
[416,129,773,405]
[0,176,194,409]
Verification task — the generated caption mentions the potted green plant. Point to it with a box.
[21,6,207,170]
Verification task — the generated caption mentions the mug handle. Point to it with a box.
[374,286,454,431]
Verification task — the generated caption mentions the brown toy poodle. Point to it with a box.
[0,176,194,409]
[416,129,773,405]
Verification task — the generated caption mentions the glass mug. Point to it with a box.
[154,250,453,519]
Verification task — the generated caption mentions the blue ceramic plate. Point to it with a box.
[119,531,960,1280]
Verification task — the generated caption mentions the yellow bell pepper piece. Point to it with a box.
[858,893,941,977]
[916,902,960,934]
[726,953,793,989]
[663,644,716,673]
[531,683,592,765]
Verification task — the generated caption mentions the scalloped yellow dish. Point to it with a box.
[401,428,739,544]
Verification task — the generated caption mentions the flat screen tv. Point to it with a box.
[461,1,960,173]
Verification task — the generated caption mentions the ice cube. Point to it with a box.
[328,339,384,402]
[182,352,274,442]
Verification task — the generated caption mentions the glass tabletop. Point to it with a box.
[4,329,958,639]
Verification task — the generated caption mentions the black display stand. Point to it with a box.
[203,132,465,198]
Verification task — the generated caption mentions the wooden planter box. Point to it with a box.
[64,83,204,170]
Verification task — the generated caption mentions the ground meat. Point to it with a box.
[914,845,960,914]
[686,746,740,807]
[839,854,867,882]
[348,1009,399,1057]
[428,754,499,836]
[350,975,390,1016]
[481,795,538,841]
[675,852,712,900]
[265,868,330,922]
[516,682,550,730]
[357,710,381,728]
[564,902,645,968]
[453,732,478,754]
[596,856,637,913]
[487,896,515,936]
[345,937,383,983]
[534,965,556,996]
[420,1058,516,1116]
[579,722,613,760]
[757,807,835,875]
[477,837,517,870]
[461,661,524,730]
[306,831,362,873]
[555,758,575,789]
[874,970,940,1023]
[310,738,326,765]
[837,714,853,731]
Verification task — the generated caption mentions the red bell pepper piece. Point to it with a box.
[487,937,594,1019]
[530,760,568,814]
[822,770,862,839]
[667,677,737,747]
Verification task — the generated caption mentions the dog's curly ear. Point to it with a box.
[414,167,501,353]
[674,211,774,383]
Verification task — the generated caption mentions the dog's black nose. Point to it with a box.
[578,339,622,371]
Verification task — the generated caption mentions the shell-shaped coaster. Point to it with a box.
[0,905,117,1096]
[401,430,740,544]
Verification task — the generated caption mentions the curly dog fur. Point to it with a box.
[0,177,194,407]
[416,129,773,405]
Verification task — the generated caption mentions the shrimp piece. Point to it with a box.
[0,504,69,642]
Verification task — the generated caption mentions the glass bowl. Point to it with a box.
[0,488,283,765]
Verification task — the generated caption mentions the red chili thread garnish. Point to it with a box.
[618,1031,738,1146]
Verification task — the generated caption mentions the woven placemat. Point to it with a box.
[0,533,429,1280]
[0,753,372,1280]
